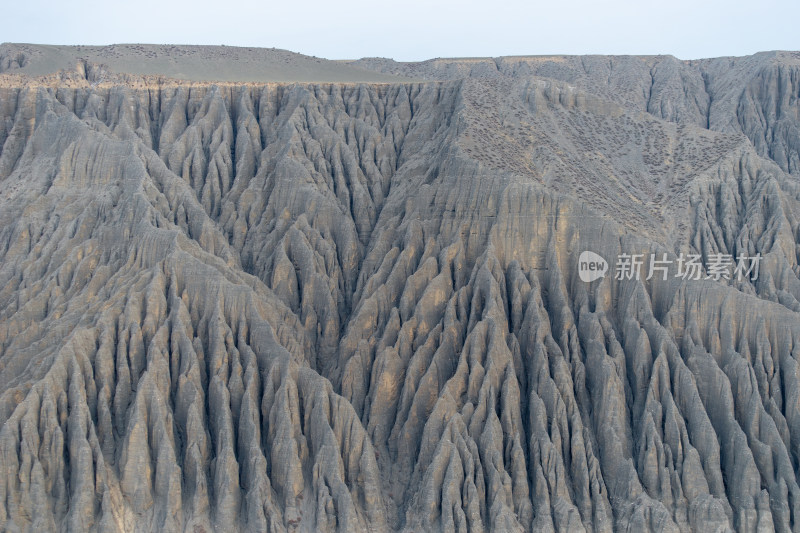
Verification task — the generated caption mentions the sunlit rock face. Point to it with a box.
[2,45,800,532]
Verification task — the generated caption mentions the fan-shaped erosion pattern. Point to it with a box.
[2,46,800,532]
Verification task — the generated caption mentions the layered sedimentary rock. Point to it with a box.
[1,46,800,532]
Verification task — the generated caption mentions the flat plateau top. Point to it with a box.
[0,43,416,83]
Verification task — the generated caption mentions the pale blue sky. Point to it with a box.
[6,0,798,61]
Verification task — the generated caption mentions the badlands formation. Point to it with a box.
[1,44,800,531]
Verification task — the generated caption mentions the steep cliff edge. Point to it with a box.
[1,47,800,532]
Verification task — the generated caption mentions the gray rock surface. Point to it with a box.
[1,46,800,531]
[0,43,414,83]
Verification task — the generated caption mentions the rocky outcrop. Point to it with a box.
[1,49,800,532]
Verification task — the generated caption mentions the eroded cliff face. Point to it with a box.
[1,50,800,532]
